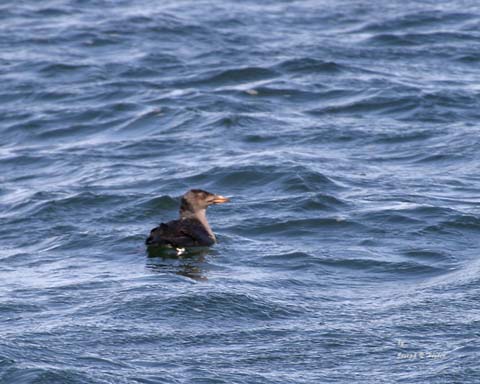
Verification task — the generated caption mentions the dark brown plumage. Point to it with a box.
[146,189,230,248]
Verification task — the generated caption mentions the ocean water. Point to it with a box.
[1,0,480,382]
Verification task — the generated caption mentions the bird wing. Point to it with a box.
[179,219,215,247]
[146,219,214,247]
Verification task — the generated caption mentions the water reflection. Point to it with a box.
[145,247,211,281]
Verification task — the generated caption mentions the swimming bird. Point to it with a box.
[146,189,230,249]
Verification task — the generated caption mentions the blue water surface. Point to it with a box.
[1,1,480,383]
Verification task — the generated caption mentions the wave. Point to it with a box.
[305,89,478,123]
[108,290,303,320]
[275,58,347,74]
[356,10,474,33]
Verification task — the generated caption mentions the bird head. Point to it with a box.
[180,189,230,216]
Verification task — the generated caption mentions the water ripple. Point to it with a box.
[1,0,480,382]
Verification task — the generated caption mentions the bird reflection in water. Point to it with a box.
[146,247,211,281]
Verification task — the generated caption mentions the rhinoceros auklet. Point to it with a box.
[146,189,230,249]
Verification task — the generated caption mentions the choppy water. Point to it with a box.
[2,1,480,383]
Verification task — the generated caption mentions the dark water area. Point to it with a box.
[2,0,480,382]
